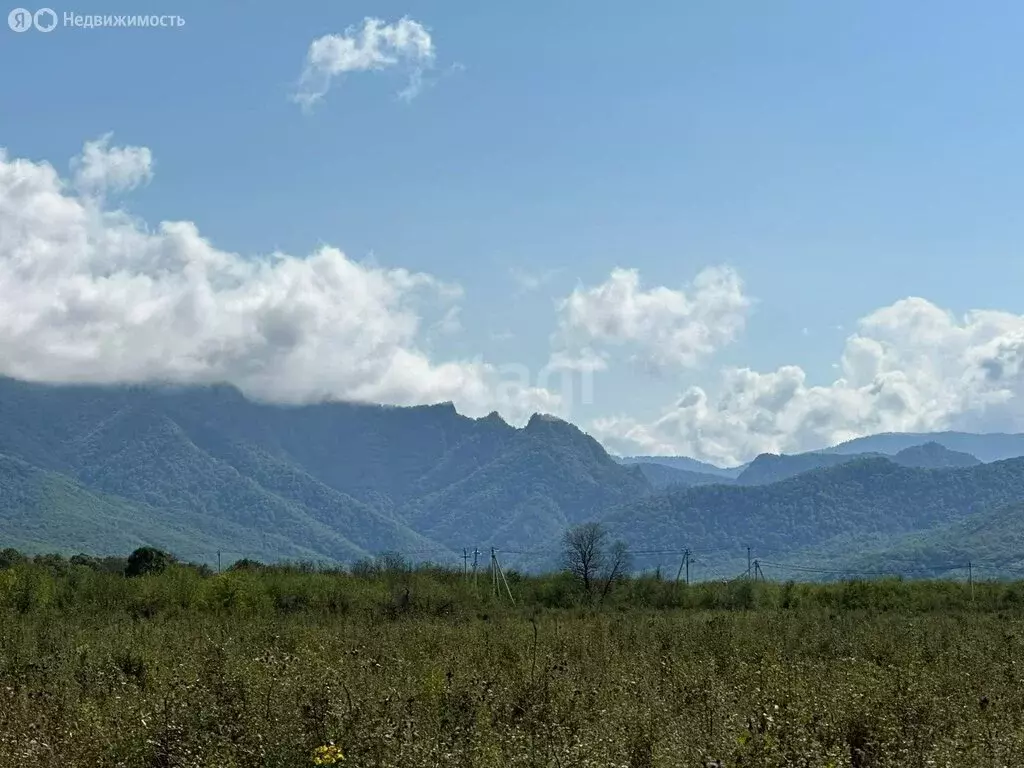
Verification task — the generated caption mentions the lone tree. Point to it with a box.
[125,546,172,578]
[563,523,632,597]
[563,522,606,593]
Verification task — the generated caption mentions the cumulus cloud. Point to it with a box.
[293,16,435,108]
[14,141,1024,461]
[592,297,1024,465]
[0,138,558,423]
[70,133,153,194]
[553,266,751,371]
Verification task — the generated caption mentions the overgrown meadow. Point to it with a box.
[2,551,1024,767]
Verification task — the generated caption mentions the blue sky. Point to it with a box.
[3,1,1024,464]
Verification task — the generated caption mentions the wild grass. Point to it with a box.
[1,554,1024,766]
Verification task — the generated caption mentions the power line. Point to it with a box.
[120,542,1024,583]
[973,563,1024,575]
[759,561,968,577]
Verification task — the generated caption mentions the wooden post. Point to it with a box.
[494,551,516,605]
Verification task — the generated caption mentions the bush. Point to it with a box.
[0,548,27,569]
[228,558,264,572]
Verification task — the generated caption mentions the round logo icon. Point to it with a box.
[8,7,33,31]
[33,7,56,31]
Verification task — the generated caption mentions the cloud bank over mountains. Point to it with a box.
[2,137,1023,464]
[593,299,1024,465]
[0,138,556,423]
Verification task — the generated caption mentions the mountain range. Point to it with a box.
[2,376,1024,578]
[625,441,982,489]
[0,377,646,564]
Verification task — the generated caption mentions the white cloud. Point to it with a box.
[509,266,561,294]
[553,266,751,371]
[294,16,435,108]
[546,348,608,373]
[592,297,1024,465]
[70,133,153,194]
[0,138,557,424]
[16,141,1024,463]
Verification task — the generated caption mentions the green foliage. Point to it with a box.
[0,548,26,569]
[227,557,265,572]
[125,546,172,577]
[837,500,1024,574]
[1,557,1024,765]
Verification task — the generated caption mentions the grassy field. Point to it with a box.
[2,554,1024,767]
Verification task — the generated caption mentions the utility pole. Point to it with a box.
[747,546,752,579]
[675,548,691,585]
[492,549,515,605]
[462,548,470,579]
[217,550,222,574]
[472,548,479,591]
[969,561,974,604]
[491,547,498,598]
[754,560,764,582]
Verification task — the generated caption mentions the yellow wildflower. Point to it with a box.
[312,743,345,765]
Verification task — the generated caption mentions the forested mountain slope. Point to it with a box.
[0,378,649,561]
[601,456,1024,560]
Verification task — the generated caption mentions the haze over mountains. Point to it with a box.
[2,376,1024,577]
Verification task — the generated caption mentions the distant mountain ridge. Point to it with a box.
[888,442,981,469]
[616,455,745,478]
[622,431,1024,476]
[601,455,1024,567]
[733,441,982,486]
[734,451,869,486]
[0,377,648,563]
[622,441,986,488]
[820,431,1024,463]
[629,462,730,489]
[3,376,1024,577]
